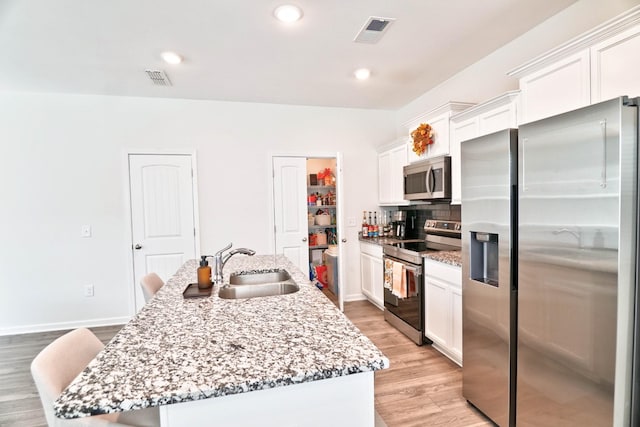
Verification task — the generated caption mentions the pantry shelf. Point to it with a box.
[308,205,336,209]
[309,225,336,230]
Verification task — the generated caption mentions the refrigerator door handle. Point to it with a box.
[521,137,527,192]
[600,119,607,188]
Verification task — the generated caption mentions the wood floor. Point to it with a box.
[0,325,122,427]
[0,300,491,427]
[344,300,492,427]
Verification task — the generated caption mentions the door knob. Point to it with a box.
[134,244,142,250]
[342,238,347,243]
[302,237,307,242]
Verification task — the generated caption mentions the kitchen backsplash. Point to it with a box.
[399,204,461,240]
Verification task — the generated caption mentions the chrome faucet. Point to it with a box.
[552,227,582,248]
[213,243,256,285]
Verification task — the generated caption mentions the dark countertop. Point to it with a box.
[360,236,462,268]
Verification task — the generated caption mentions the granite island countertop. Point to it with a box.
[54,255,389,419]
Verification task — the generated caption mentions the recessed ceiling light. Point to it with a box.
[354,68,371,80]
[274,5,303,23]
[161,51,182,65]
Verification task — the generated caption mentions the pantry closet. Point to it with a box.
[272,155,344,311]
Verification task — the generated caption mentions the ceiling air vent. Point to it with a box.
[145,69,172,86]
[354,16,395,44]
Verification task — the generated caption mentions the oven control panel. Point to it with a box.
[424,220,462,235]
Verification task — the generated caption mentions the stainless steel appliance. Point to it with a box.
[403,156,451,201]
[461,129,517,427]
[516,96,637,427]
[461,96,640,427]
[383,220,461,345]
[390,210,419,240]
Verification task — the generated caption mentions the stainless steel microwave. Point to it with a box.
[403,156,451,201]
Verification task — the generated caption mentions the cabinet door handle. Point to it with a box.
[342,238,347,243]
[302,237,307,242]
[134,244,142,250]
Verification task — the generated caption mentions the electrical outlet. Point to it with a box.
[347,217,357,227]
[81,225,92,238]
[84,284,94,297]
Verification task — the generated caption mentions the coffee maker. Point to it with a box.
[391,210,419,240]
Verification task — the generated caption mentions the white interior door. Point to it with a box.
[273,157,309,273]
[128,154,197,311]
[335,153,345,312]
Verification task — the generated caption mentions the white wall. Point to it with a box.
[0,92,394,334]
[396,0,640,128]
[5,0,639,334]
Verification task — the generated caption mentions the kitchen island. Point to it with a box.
[54,255,389,426]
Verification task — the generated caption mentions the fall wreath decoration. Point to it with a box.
[410,123,434,156]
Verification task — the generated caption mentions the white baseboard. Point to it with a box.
[0,316,132,336]
[343,293,368,302]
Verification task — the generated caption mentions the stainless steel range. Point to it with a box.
[383,220,461,345]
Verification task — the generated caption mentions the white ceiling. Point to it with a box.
[0,0,578,109]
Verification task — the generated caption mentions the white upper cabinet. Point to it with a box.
[450,91,519,205]
[450,119,478,207]
[403,102,475,163]
[509,6,640,124]
[378,141,410,206]
[591,24,640,103]
[516,51,591,124]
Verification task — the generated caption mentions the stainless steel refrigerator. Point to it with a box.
[517,96,637,426]
[461,128,518,427]
[461,96,639,427]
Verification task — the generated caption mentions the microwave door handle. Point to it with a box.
[426,165,434,193]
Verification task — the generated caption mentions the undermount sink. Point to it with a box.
[218,282,299,299]
[229,269,291,285]
[219,269,299,299]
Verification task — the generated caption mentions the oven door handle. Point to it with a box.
[384,258,423,290]
[401,262,422,276]
[383,256,423,274]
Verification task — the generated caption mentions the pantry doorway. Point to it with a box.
[271,154,345,311]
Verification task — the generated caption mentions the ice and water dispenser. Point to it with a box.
[469,232,499,287]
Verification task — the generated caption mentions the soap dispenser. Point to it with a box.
[197,256,212,289]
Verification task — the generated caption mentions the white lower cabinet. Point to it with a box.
[360,242,384,309]
[424,259,462,366]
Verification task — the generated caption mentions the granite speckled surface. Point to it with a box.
[424,250,462,267]
[361,235,462,268]
[54,255,389,419]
